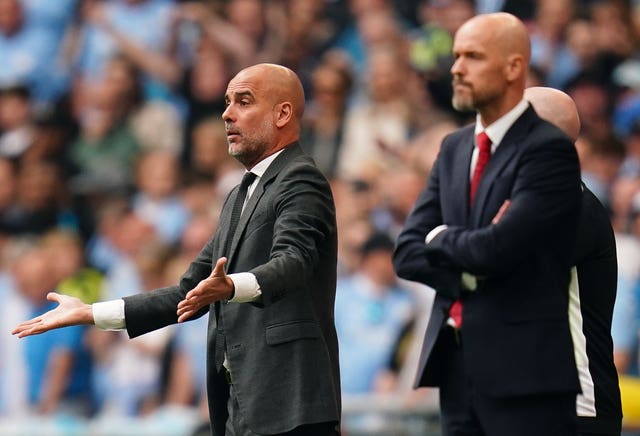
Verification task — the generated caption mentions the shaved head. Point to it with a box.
[231,63,305,122]
[459,13,531,61]
[223,63,306,168]
[525,86,580,141]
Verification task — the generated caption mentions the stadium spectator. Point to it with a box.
[132,150,190,245]
[336,232,415,394]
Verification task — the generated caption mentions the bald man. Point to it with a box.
[394,14,583,435]
[13,64,341,435]
[526,86,622,436]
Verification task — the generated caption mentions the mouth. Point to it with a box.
[226,130,241,141]
[452,80,471,91]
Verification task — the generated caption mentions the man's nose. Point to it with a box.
[451,58,464,76]
[222,105,233,122]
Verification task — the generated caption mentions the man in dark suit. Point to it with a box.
[393,13,583,435]
[525,86,622,436]
[13,64,341,435]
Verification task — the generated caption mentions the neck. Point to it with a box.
[478,93,523,127]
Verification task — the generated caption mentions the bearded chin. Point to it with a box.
[452,94,474,112]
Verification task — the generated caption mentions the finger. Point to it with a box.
[11,318,42,334]
[177,303,192,316]
[184,289,198,300]
[14,323,45,338]
[178,309,197,323]
[177,299,200,315]
[210,257,228,278]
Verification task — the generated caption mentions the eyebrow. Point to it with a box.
[225,90,255,100]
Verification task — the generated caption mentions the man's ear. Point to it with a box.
[505,54,524,83]
[274,102,292,128]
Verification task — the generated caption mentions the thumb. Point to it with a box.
[46,292,61,303]
[211,257,228,278]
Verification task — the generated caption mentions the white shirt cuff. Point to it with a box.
[461,272,478,291]
[228,273,262,303]
[425,224,448,244]
[93,299,126,330]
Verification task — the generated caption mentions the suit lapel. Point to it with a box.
[452,128,474,225]
[471,107,534,226]
[227,143,304,264]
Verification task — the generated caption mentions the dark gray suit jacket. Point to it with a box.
[123,143,341,435]
[394,106,582,398]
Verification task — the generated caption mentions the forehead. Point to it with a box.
[225,70,265,98]
[453,22,493,52]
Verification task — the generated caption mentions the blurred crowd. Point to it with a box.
[1,0,640,433]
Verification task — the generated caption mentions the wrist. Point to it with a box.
[78,304,95,325]
[225,278,235,300]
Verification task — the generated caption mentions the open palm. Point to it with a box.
[11,292,93,338]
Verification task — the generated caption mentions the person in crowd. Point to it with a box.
[300,53,353,179]
[335,231,415,394]
[0,84,35,160]
[394,13,582,435]
[87,239,175,417]
[76,0,177,102]
[13,243,92,416]
[0,0,70,104]
[40,229,104,304]
[13,63,341,436]
[132,150,190,245]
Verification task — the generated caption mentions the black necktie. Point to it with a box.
[216,171,256,371]
[224,171,257,257]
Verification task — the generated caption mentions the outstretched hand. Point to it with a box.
[11,292,94,338]
[177,257,234,323]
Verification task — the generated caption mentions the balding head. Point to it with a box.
[232,63,305,122]
[451,13,531,125]
[223,63,306,169]
[525,86,580,141]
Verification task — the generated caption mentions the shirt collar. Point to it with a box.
[474,99,529,146]
[247,149,285,178]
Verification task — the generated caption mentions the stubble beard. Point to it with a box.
[452,88,476,112]
[228,118,275,167]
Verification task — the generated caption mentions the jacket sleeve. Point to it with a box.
[250,162,336,306]
[393,151,463,299]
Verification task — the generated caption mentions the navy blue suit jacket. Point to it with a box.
[394,106,582,398]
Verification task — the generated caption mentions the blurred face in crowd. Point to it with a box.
[368,47,405,103]
[312,66,349,114]
[192,39,228,101]
[136,151,180,200]
[191,118,232,175]
[226,0,264,41]
[13,248,57,304]
[17,161,59,210]
[0,0,23,36]
[41,231,85,284]
[361,248,396,288]
[0,91,30,130]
